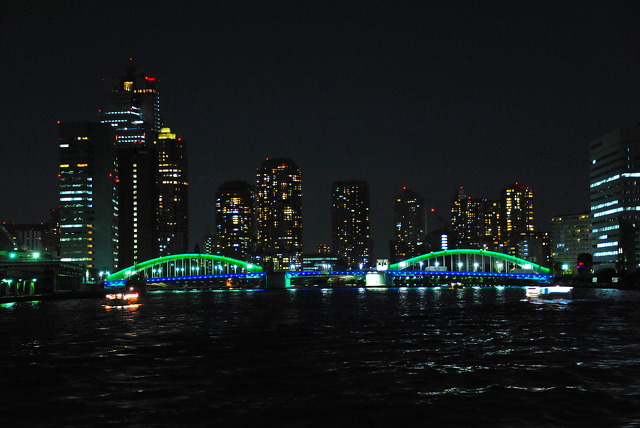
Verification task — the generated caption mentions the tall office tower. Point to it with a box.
[590,125,640,273]
[255,158,302,271]
[391,187,427,262]
[100,60,161,145]
[214,181,254,260]
[332,181,372,268]
[450,187,502,251]
[58,122,118,272]
[156,127,189,255]
[116,146,158,269]
[101,61,176,264]
[550,212,591,273]
[501,182,534,250]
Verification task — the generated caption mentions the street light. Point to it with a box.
[457,262,463,271]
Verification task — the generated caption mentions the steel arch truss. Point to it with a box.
[106,254,263,282]
[390,249,551,274]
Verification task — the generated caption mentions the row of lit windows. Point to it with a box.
[592,224,620,233]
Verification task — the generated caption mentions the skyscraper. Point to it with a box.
[255,158,302,271]
[391,187,427,262]
[590,125,640,272]
[332,181,372,268]
[501,182,534,251]
[156,127,189,255]
[100,60,161,145]
[58,122,118,272]
[101,61,162,268]
[100,61,187,264]
[116,146,158,269]
[214,181,254,260]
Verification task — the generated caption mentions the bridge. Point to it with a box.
[105,249,552,289]
[386,249,551,286]
[105,254,264,288]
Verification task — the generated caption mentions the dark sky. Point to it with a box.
[2,1,640,257]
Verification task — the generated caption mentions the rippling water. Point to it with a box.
[1,287,640,427]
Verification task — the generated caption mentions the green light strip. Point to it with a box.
[106,253,263,281]
[389,249,551,274]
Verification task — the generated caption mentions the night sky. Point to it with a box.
[2,1,640,257]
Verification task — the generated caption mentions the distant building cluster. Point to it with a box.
[7,63,640,278]
[448,183,546,265]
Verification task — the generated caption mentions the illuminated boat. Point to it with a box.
[105,291,139,306]
[539,285,573,299]
[526,285,572,299]
[525,286,541,297]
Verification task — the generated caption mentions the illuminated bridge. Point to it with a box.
[386,249,552,286]
[105,254,264,288]
[105,249,552,288]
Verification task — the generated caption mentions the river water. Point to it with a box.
[1,286,639,427]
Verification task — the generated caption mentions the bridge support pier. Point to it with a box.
[264,272,291,289]
[365,272,389,287]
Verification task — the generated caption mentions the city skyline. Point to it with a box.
[3,1,640,255]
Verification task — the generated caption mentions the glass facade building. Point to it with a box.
[590,125,640,272]
[58,122,118,272]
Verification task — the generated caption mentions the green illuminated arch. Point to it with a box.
[390,249,550,274]
[106,253,263,281]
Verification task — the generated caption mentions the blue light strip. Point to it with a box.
[288,270,552,279]
[387,270,553,280]
[105,272,265,287]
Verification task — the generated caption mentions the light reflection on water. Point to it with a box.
[0,286,639,426]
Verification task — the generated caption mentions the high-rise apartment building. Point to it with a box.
[590,125,640,272]
[501,182,534,252]
[391,187,427,262]
[549,212,591,272]
[156,127,189,255]
[58,122,118,272]
[450,187,502,251]
[332,181,372,268]
[214,181,254,260]
[255,158,302,271]
[502,183,534,236]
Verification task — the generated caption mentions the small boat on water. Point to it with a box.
[525,286,541,297]
[104,291,139,306]
[526,285,572,299]
[540,285,573,299]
